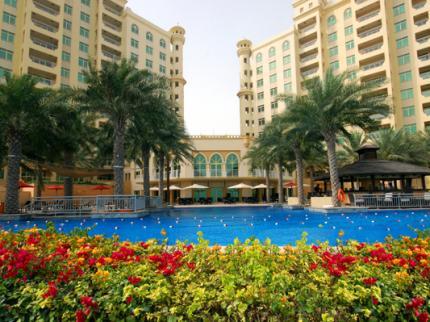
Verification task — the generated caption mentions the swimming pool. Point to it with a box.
[1,207,429,245]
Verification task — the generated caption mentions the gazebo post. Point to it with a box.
[400,175,405,192]
[421,175,427,191]
[351,177,355,191]
[340,178,344,190]
[324,180,327,193]
[370,175,376,192]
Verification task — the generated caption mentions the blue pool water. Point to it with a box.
[1,207,429,245]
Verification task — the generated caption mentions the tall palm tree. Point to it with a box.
[82,59,152,195]
[287,70,390,206]
[337,131,368,166]
[0,75,50,213]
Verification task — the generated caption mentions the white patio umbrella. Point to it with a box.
[164,185,182,191]
[252,184,268,189]
[183,184,209,190]
[228,183,253,190]
[150,187,159,191]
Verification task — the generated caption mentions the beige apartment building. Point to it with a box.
[238,0,430,137]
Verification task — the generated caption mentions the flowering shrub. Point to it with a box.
[0,226,429,321]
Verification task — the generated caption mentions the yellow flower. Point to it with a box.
[104,257,113,264]
[395,271,409,281]
[420,259,428,266]
[77,238,86,244]
[77,257,85,265]
[392,258,401,265]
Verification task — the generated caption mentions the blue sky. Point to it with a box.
[127,0,293,135]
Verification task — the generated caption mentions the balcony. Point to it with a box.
[30,31,57,51]
[102,14,122,33]
[421,71,430,80]
[418,52,430,62]
[357,10,379,22]
[361,59,384,71]
[417,35,430,45]
[103,0,123,16]
[358,25,381,38]
[301,66,318,79]
[33,0,60,16]
[102,30,121,46]
[29,49,56,68]
[415,18,428,27]
[301,53,318,64]
[30,55,56,68]
[359,42,383,55]
[363,75,386,87]
[102,45,121,61]
[32,13,58,33]
[412,0,427,9]
[28,67,56,86]
[300,40,317,50]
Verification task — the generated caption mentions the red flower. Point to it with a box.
[371,297,379,305]
[140,242,149,249]
[126,296,133,304]
[42,281,57,299]
[356,242,366,251]
[127,276,142,285]
[418,312,429,322]
[81,296,98,309]
[406,297,425,309]
[184,245,193,252]
[363,277,377,286]
[311,245,320,253]
[75,310,86,322]
[309,263,318,271]
[186,262,196,270]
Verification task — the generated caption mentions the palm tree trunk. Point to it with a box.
[265,165,271,203]
[5,133,21,214]
[293,146,305,206]
[309,166,315,195]
[64,151,74,197]
[142,145,150,209]
[34,162,44,198]
[113,120,126,196]
[158,153,165,206]
[277,160,284,204]
[166,155,171,205]
[325,133,341,207]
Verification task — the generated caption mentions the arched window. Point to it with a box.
[226,154,239,177]
[344,8,352,19]
[146,31,153,41]
[193,154,206,177]
[160,39,166,48]
[327,15,336,26]
[269,47,276,58]
[131,24,139,34]
[210,154,223,177]
[282,40,290,51]
[256,53,262,63]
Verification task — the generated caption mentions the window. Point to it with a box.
[3,12,16,25]
[327,15,336,26]
[258,118,265,125]
[131,39,139,49]
[396,37,408,48]
[393,4,405,16]
[346,55,355,66]
[395,20,407,33]
[63,35,71,46]
[270,74,277,83]
[404,124,417,134]
[81,0,90,5]
[269,61,276,71]
[80,27,89,38]
[159,65,166,74]
[345,40,354,50]
[193,154,206,177]
[160,39,166,48]
[345,25,353,36]
[64,4,72,15]
[330,61,339,70]
[210,154,223,177]
[256,66,263,75]
[61,68,70,78]
[348,71,357,80]
[328,32,337,42]
[257,92,264,100]
[146,32,153,41]
[402,106,415,117]
[145,59,153,69]
[283,55,291,65]
[131,24,139,34]
[145,45,153,55]
[256,53,263,63]
[257,79,264,87]
[284,69,292,78]
[64,20,72,30]
[344,8,352,19]
[401,88,413,100]
[226,154,239,177]
[399,71,412,83]
[160,52,166,61]
[79,57,88,68]
[0,67,11,78]
[269,47,276,57]
[271,101,278,109]
[270,87,278,96]
[398,54,410,65]
[1,30,14,43]
[79,42,88,53]
[284,82,292,92]
[62,51,70,62]
[283,40,290,51]
[5,0,16,8]
[0,48,13,61]
[329,46,338,57]
[258,105,265,112]
[130,53,138,63]
[78,72,86,83]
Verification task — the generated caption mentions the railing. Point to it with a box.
[355,0,368,4]
[415,19,428,27]
[22,195,162,215]
[357,10,379,22]
[32,38,57,50]
[103,36,121,46]
[413,1,426,9]
[33,0,59,15]
[104,5,122,16]
[421,71,430,80]
[419,53,430,62]
[362,60,384,71]
[300,24,316,33]
[359,43,382,54]
[358,26,381,38]
[103,20,121,32]
[365,76,386,86]
[353,193,430,208]
[30,56,56,67]
[301,40,317,49]
[103,51,120,60]
[32,19,57,32]
[423,90,430,97]
[301,54,318,63]
[302,68,318,77]
[417,36,430,44]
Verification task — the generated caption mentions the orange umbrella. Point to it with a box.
[91,185,111,195]
[46,185,63,195]
[19,180,34,189]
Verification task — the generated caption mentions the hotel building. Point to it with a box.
[238,0,430,137]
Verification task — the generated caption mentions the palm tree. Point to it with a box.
[337,131,368,166]
[287,70,390,206]
[82,59,152,195]
[0,75,50,213]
